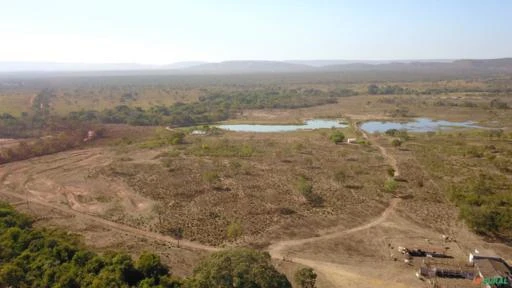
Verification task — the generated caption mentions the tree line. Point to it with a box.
[367,84,512,95]
[67,88,357,127]
[0,128,104,164]
[0,202,292,287]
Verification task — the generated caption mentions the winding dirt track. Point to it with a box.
[267,198,403,288]
[267,198,400,259]
[0,189,219,253]
[0,186,401,287]
[0,123,403,287]
[358,124,400,177]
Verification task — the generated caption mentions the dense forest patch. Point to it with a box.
[0,202,291,287]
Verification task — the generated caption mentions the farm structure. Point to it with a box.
[416,253,511,288]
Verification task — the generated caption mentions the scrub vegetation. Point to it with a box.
[1,71,512,288]
[0,202,290,287]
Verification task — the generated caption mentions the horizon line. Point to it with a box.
[3,57,512,66]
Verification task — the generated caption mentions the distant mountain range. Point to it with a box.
[1,58,512,74]
[184,60,312,73]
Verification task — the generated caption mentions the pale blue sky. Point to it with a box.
[0,0,510,64]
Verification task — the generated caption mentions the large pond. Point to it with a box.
[218,119,347,132]
[360,118,482,133]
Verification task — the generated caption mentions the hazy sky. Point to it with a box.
[0,0,510,64]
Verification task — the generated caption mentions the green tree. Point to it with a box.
[329,131,345,144]
[294,267,317,288]
[0,202,176,288]
[186,249,291,288]
[136,252,169,280]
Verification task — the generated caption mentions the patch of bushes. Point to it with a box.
[385,129,409,141]
[0,130,93,164]
[0,202,176,287]
[449,174,512,240]
[367,84,417,95]
[383,178,398,193]
[188,139,255,157]
[66,88,356,128]
[391,139,402,147]
[329,130,345,144]
[294,267,317,288]
[0,202,292,287]
[297,176,323,207]
[139,128,185,149]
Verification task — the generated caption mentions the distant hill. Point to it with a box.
[285,59,454,67]
[0,61,205,72]
[0,62,156,72]
[320,58,512,73]
[183,60,312,73]
[1,58,512,75]
[162,61,207,70]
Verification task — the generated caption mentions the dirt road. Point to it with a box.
[0,187,402,287]
[0,189,218,252]
[0,124,407,287]
[357,122,400,177]
[267,198,402,287]
[267,198,400,259]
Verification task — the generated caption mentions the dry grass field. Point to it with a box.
[1,128,393,246]
[1,74,511,287]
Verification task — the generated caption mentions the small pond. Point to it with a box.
[218,119,347,132]
[360,118,482,133]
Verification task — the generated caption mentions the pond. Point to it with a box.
[360,118,482,133]
[218,119,347,132]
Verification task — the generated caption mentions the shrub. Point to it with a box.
[226,221,243,240]
[391,139,402,147]
[329,131,345,144]
[202,170,220,185]
[384,178,398,193]
[334,170,347,183]
[385,129,399,136]
[297,176,313,195]
[297,177,323,207]
[386,129,409,141]
[294,267,317,288]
